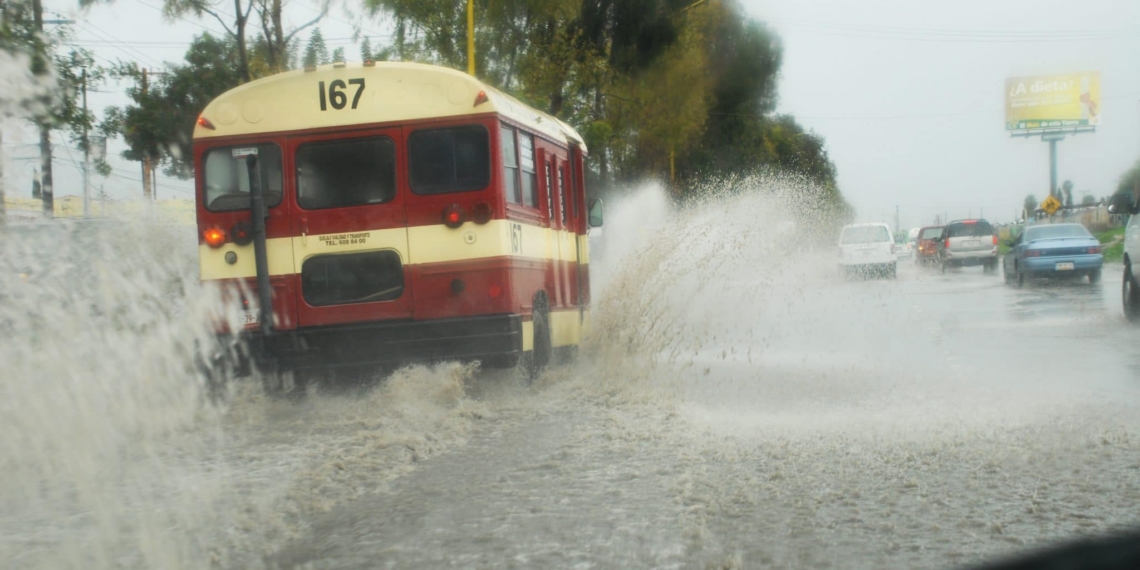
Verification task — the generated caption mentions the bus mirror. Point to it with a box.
[588,199,604,228]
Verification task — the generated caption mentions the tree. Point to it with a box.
[1119,157,1140,198]
[360,36,372,61]
[303,28,329,67]
[102,33,244,178]
[1,0,106,215]
[1081,194,1096,206]
[253,0,327,74]
[156,0,257,83]
[331,46,345,63]
[1062,179,1074,207]
[1024,194,1038,217]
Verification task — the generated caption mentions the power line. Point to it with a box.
[73,19,164,68]
[130,0,227,36]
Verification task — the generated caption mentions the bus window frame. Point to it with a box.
[200,141,285,213]
[406,124,492,196]
[294,134,399,211]
[500,119,569,228]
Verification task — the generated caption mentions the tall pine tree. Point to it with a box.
[360,37,372,61]
[303,28,329,67]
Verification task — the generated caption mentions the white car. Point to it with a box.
[838,223,897,278]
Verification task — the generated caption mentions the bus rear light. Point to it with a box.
[231,221,253,245]
[488,284,503,299]
[197,115,216,130]
[474,90,489,107]
[442,204,466,228]
[203,227,227,248]
[472,203,493,224]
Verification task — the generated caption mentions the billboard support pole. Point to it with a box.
[1049,138,1058,197]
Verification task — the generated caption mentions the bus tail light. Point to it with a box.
[203,226,227,248]
[472,203,493,224]
[442,204,466,228]
[488,284,503,299]
[197,115,216,130]
[231,220,253,245]
[474,90,489,107]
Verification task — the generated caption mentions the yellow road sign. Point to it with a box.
[1041,195,1061,215]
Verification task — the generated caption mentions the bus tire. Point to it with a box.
[526,293,552,381]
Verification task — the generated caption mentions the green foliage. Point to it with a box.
[1023,194,1038,217]
[331,46,345,63]
[102,33,244,178]
[360,36,373,61]
[1119,157,1140,197]
[363,0,846,213]
[1,1,106,165]
[303,28,329,67]
[1081,194,1096,206]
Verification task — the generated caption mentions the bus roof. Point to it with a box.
[192,61,585,150]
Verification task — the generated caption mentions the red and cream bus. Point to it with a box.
[193,61,601,377]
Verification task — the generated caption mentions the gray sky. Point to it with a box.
[3,0,374,203]
[4,0,1139,229]
[745,0,1140,229]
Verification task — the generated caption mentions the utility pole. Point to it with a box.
[466,0,475,75]
[894,205,899,235]
[0,128,5,227]
[140,68,153,202]
[32,0,53,218]
[82,68,90,217]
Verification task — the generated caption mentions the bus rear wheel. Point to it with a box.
[525,294,552,381]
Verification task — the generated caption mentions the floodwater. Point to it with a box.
[2,185,1139,569]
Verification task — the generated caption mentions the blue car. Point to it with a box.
[1002,223,1103,286]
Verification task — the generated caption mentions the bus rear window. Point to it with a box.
[202,144,282,212]
[408,126,490,195]
[297,137,396,210]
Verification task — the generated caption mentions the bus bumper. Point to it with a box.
[237,314,523,371]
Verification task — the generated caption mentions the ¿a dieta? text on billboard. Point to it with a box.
[1005,72,1100,131]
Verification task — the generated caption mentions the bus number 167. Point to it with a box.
[318,79,365,111]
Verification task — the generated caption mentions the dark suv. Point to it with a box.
[938,219,998,273]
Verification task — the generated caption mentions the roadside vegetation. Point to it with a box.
[1097,227,1125,263]
[2,0,852,227]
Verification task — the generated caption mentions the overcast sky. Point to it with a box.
[745,0,1140,228]
[4,0,1139,229]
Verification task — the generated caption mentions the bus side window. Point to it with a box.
[545,160,554,223]
[500,127,520,204]
[519,132,537,208]
[559,164,569,226]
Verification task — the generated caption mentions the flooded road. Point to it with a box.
[266,260,1140,570]
[3,195,1140,569]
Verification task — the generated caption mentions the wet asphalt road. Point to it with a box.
[260,258,1140,570]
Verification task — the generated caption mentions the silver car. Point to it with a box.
[937,219,998,274]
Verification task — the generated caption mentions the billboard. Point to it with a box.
[1005,72,1100,131]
